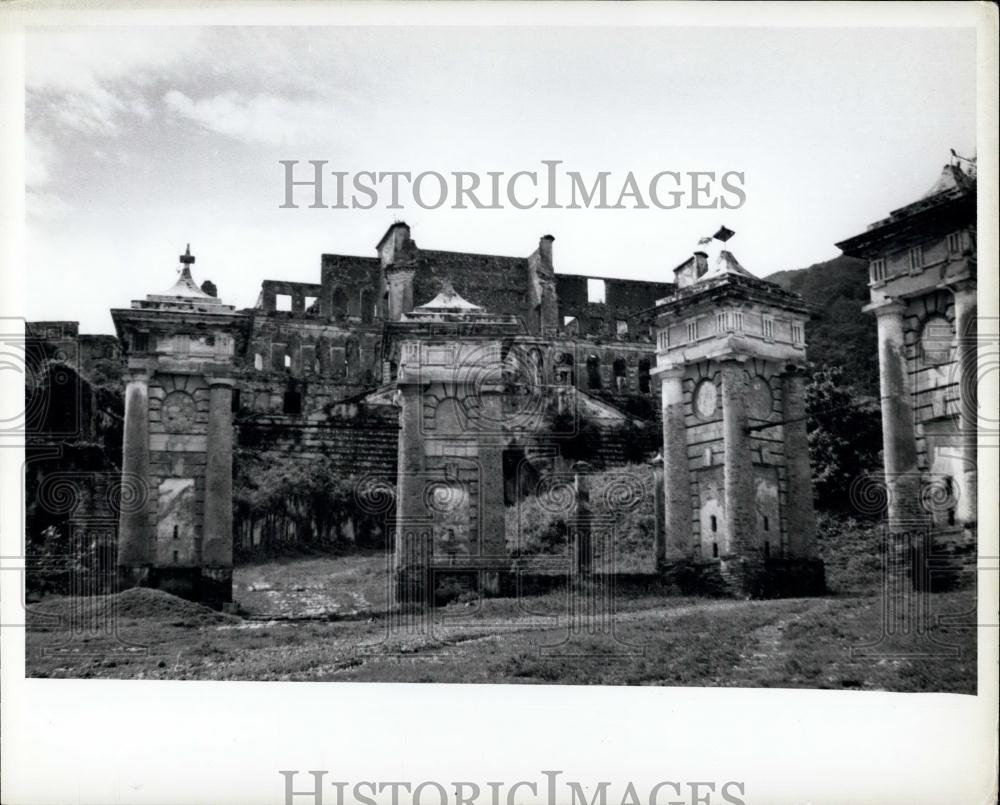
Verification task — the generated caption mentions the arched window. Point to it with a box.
[361,289,374,323]
[638,358,651,394]
[613,356,627,391]
[586,354,602,389]
[345,338,359,379]
[332,288,348,318]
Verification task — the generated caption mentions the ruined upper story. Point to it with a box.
[251,222,673,345]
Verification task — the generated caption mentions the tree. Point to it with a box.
[805,366,882,514]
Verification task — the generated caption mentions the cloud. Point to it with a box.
[26,28,203,137]
[162,89,336,147]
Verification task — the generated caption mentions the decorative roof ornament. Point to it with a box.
[145,244,223,305]
[414,280,484,312]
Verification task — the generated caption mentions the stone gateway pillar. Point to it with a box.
[202,377,235,605]
[111,246,244,608]
[117,369,153,587]
[871,299,921,524]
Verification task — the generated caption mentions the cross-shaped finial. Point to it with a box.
[179,244,195,267]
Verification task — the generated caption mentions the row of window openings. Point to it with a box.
[658,316,801,347]
[562,315,633,339]
[556,355,652,393]
[273,292,378,320]
[253,347,360,373]
[870,233,964,284]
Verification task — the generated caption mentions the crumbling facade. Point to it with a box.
[650,229,824,596]
[837,160,978,584]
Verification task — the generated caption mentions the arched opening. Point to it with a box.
[344,338,359,380]
[613,356,627,391]
[331,288,348,318]
[638,358,651,394]
[586,354,601,389]
[361,289,375,323]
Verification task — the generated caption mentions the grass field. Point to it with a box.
[24,552,977,692]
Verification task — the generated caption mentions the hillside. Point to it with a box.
[766,255,877,394]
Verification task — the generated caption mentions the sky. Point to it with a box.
[24,25,978,333]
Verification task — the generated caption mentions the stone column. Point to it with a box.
[202,377,234,605]
[952,280,977,527]
[871,300,920,524]
[117,370,152,587]
[781,369,817,558]
[721,359,754,557]
[660,367,692,558]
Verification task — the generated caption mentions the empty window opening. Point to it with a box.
[304,296,319,312]
[587,278,606,304]
[172,525,178,540]
[253,352,263,371]
[763,516,770,532]
[764,541,771,558]
[284,354,292,369]
[613,357,627,391]
[283,389,302,415]
[275,294,292,312]
[332,288,348,316]
[710,515,718,533]
[616,320,629,338]
[638,358,651,394]
[586,354,602,389]
[712,542,719,558]
[172,550,179,564]
[231,388,241,413]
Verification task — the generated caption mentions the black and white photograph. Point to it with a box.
[1,3,997,804]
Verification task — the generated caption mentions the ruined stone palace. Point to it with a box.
[98,221,825,605]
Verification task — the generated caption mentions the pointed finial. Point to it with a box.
[179,244,195,267]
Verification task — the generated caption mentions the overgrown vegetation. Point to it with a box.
[233,449,394,558]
